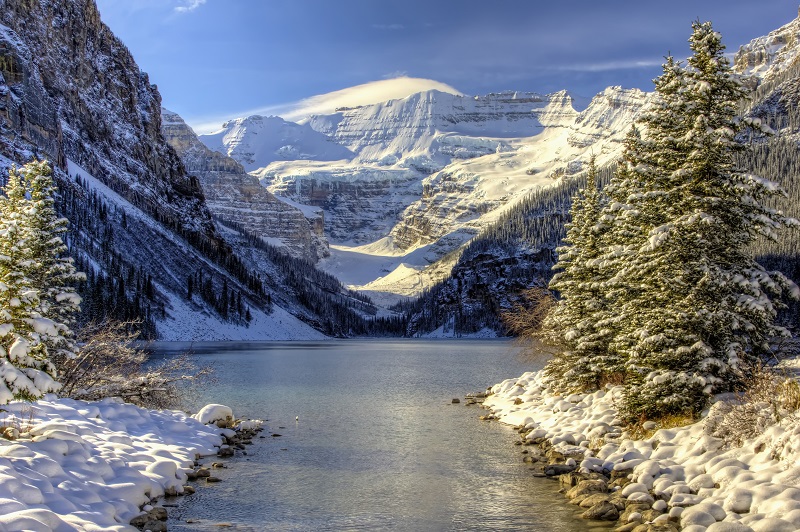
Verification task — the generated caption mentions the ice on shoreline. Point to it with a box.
[0,397,229,531]
[485,370,800,531]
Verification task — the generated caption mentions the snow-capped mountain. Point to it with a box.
[200,115,354,173]
[203,82,649,304]
[161,109,328,260]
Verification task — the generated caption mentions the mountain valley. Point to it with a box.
[2,0,800,338]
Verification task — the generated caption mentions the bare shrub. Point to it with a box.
[0,404,37,440]
[502,287,557,339]
[56,321,212,410]
[705,363,800,449]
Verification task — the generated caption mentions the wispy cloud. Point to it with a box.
[372,24,405,31]
[555,58,665,72]
[174,0,206,13]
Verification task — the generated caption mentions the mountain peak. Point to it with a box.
[734,11,800,80]
[282,77,462,122]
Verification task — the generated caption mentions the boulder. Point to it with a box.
[566,479,608,500]
[582,501,620,521]
[580,493,613,509]
[545,464,577,476]
[559,471,587,489]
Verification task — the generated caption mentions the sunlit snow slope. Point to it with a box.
[200,78,647,303]
[200,78,650,306]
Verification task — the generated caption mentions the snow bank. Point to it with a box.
[192,404,233,425]
[484,370,800,531]
[0,397,230,531]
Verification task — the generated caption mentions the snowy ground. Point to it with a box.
[0,397,238,531]
[485,370,800,532]
[318,238,458,308]
[158,289,327,341]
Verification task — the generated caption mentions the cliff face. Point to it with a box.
[0,0,215,241]
[734,12,800,83]
[0,0,349,339]
[161,109,328,260]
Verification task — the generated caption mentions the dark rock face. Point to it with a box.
[160,109,328,260]
[268,171,419,244]
[0,0,216,243]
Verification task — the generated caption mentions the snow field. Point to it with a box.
[0,397,236,531]
[484,370,800,531]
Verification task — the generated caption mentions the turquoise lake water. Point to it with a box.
[149,339,608,531]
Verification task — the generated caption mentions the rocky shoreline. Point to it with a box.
[469,370,800,532]
[129,412,265,532]
[498,424,679,531]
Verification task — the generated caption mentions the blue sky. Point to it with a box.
[95,0,796,133]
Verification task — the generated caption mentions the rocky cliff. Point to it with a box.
[0,0,217,244]
[0,0,361,339]
[734,10,800,83]
[161,109,328,260]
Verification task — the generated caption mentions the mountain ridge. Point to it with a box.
[203,84,649,306]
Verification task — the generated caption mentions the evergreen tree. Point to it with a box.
[19,161,84,359]
[0,164,64,401]
[596,22,797,421]
[542,157,619,392]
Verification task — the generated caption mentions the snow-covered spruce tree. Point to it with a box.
[0,164,62,401]
[18,160,84,360]
[541,157,619,392]
[603,22,798,422]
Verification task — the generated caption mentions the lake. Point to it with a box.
[149,339,608,531]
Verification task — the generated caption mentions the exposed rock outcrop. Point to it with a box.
[734,12,800,82]
[161,109,328,260]
[0,0,217,245]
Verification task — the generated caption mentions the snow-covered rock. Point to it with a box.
[161,108,328,260]
[192,404,233,425]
